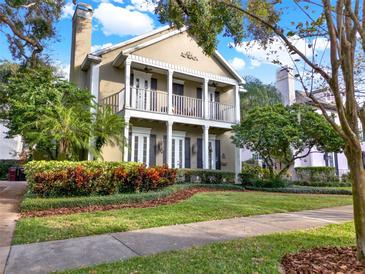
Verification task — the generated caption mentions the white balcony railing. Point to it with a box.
[131,87,168,113]
[172,94,203,118]
[208,101,236,123]
[101,87,236,123]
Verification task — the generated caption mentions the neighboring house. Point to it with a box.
[0,123,22,160]
[241,67,350,178]
[69,3,244,177]
[276,67,351,177]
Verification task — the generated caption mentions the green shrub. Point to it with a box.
[239,164,290,188]
[294,180,351,187]
[0,160,19,180]
[245,186,352,195]
[295,167,338,183]
[25,161,177,197]
[177,169,235,184]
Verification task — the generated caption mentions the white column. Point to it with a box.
[123,116,130,162]
[203,125,209,169]
[90,63,100,108]
[124,58,131,109]
[234,84,241,123]
[166,120,173,167]
[203,78,209,119]
[88,62,100,161]
[235,147,242,184]
[167,69,173,114]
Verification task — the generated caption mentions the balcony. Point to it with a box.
[101,87,236,123]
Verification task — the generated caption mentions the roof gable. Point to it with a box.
[122,30,242,82]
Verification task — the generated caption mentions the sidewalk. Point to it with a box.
[0,181,27,274]
[5,205,353,274]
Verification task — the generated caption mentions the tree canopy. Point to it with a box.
[232,104,344,177]
[0,0,65,65]
[240,76,281,119]
[1,66,124,160]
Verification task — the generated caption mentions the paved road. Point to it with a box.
[5,205,353,274]
[0,181,27,274]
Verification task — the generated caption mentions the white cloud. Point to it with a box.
[94,3,155,36]
[91,42,113,53]
[250,59,261,68]
[53,61,70,80]
[61,1,75,19]
[234,35,329,68]
[128,0,157,12]
[229,57,246,71]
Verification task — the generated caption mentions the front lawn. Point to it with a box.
[13,191,352,244]
[60,222,355,274]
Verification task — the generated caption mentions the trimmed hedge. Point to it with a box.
[20,183,245,212]
[294,180,352,187]
[245,186,352,195]
[295,166,338,183]
[177,169,236,184]
[25,161,177,197]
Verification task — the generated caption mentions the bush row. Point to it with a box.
[25,161,177,197]
[294,180,352,187]
[177,169,236,184]
[21,183,245,212]
[295,166,339,183]
[245,186,352,195]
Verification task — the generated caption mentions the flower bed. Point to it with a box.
[25,161,177,197]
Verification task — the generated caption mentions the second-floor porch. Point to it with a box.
[101,56,240,125]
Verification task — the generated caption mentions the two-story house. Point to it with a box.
[69,3,244,177]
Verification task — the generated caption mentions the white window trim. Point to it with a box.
[133,69,152,79]
[172,130,186,138]
[131,127,151,166]
[173,79,185,85]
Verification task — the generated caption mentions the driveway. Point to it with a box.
[0,181,27,274]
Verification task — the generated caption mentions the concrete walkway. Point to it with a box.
[5,205,353,274]
[0,181,27,274]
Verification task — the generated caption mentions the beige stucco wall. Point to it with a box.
[101,119,236,172]
[133,32,233,78]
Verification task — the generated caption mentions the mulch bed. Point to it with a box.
[281,246,365,273]
[22,187,241,218]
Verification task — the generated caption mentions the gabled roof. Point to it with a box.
[90,25,244,84]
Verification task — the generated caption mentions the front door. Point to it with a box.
[208,140,216,170]
[172,136,184,168]
[131,133,150,166]
[208,90,217,119]
[133,71,151,110]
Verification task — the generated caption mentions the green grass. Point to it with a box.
[21,184,245,211]
[13,191,352,245]
[60,222,355,274]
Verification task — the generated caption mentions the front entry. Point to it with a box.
[172,136,184,168]
[130,127,151,166]
[133,70,151,110]
[208,140,216,170]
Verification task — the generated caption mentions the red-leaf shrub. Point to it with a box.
[25,161,177,197]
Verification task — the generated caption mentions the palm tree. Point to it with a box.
[91,106,125,159]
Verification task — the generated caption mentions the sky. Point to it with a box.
[0,0,329,85]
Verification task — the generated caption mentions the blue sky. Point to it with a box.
[0,0,326,85]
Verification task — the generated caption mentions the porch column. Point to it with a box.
[234,84,240,123]
[166,120,173,167]
[123,116,130,162]
[203,125,209,169]
[203,78,209,119]
[124,58,131,109]
[235,147,242,184]
[88,61,101,161]
[167,69,173,114]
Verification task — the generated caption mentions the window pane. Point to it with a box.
[143,136,147,165]
[134,136,138,162]
[179,139,183,168]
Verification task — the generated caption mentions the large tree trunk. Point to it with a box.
[345,145,365,262]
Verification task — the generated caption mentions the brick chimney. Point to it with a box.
[275,66,296,106]
[69,3,93,87]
